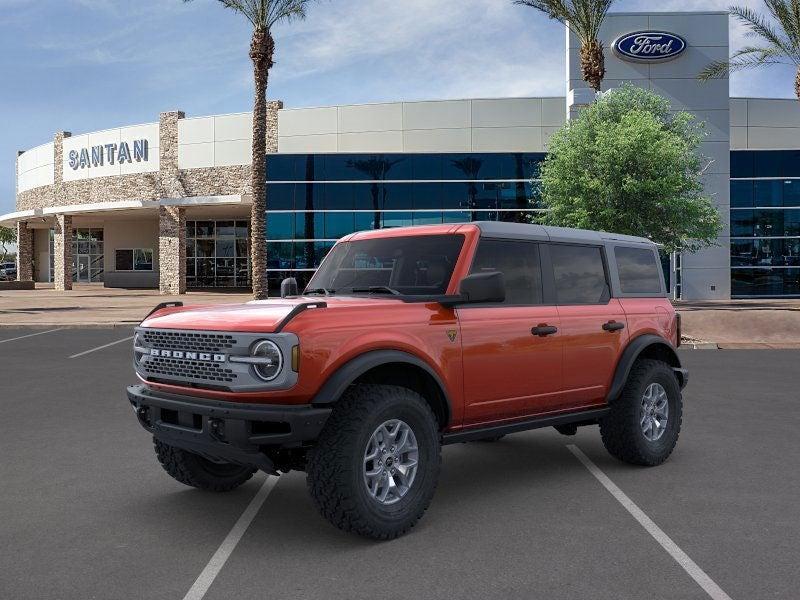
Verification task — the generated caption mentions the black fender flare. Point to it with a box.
[311,349,452,423]
[606,334,684,403]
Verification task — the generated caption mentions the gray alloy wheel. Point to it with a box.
[363,419,419,505]
[640,382,669,442]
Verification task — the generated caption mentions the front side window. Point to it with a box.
[307,234,464,296]
[550,244,608,304]
[615,247,662,294]
[469,239,542,305]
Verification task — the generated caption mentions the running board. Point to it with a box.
[441,407,610,445]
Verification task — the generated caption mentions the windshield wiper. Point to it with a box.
[304,287,335,296]
[350,286,402,295]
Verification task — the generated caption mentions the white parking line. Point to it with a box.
[68,335,134,359]
[0,329,63,345]
[183,476,278,600]
[567,445,733,600]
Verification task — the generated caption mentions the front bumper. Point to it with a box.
[127,384,331,474]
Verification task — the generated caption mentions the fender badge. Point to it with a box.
[447,329,458,342]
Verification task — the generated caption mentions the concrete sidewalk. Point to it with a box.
[0,284,251,328]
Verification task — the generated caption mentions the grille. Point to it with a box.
[145,356,238,383]
[141,330,237,353]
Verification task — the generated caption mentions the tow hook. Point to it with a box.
[135,406,151,427]
[209,418,226,441]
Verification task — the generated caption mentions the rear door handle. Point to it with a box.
[532,325,558,337]
[602,320,625,332]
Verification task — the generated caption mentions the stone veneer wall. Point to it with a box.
[158,206,186,295]
[53,214,73,291]
[15,222,33,281]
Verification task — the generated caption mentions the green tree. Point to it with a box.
[0,226,15,263]
[699,2,800,100]
[515,0,615,92]
[536,84,722,253]
[184,0,316,299]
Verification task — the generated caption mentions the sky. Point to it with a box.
[0,0,797,216]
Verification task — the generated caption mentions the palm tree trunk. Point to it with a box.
[249,29,274,300]
[580,40,605,92]
[796,68,800,102]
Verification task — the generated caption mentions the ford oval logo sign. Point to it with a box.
[613,31,687,62]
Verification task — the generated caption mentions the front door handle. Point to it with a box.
[602,320,625,332]
[532,325,558,337]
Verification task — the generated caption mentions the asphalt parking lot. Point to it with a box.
[1,328,799,600]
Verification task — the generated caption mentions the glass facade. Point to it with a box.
[731,151,800,297]
[186,220,251,288]
[264,152,546,291]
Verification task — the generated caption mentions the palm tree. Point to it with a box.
[699,3,800,101]
[515,0,615,92]
[184,0,315,299]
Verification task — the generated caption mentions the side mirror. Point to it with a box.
[440,271,505,307]
[280,277,299,298]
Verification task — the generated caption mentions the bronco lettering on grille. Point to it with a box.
[149,349,226,362]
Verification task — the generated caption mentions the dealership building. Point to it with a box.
[4,10,800,299]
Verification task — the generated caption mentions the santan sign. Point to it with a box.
[68,139,149,170]
[613,31,687,62]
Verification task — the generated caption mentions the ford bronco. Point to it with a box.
[128,222,687,539]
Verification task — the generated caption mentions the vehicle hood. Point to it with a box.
[140,296,406,333]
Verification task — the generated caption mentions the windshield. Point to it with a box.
[306,234,465,296]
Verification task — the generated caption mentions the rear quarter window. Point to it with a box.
[615,246,662,294]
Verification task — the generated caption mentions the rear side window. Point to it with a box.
[550,244,608,304]
[470,240,543,305]
[615,247,662,294]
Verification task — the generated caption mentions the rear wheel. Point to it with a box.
[153,439,255,492]
[599,359,682,466]
[306,384,441,540]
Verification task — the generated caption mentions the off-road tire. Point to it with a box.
[153,438,256,492]
[306,384,441,540]
[599,359,682,466]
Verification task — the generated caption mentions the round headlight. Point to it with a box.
[252,340,283,382]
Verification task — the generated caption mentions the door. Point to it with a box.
[77,255,90,282]
[459,239,563,426]
[548,243,628,408]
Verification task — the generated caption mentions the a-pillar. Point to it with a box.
[53,214,73,291]
[158,205,186,295]
[15,221,34,282]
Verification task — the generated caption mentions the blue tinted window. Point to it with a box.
[413,211,443,225]
[412,154,442,180]
[266,155,296,181]
[444,155,486,180]
[730,181,753,208]
[754,151,783,177]
[266,213,295,240]
[784,180,800,207]
[382,183,413,210]
[731,210,754,237]
[442,183,469,209]
[295,212,324,239]
[324,183,354,210]
[353,183,379,210]
[517,153,545,179]
[731,239,800,267]
[412,182,443,209]
[355,211,380,231]
[325,212,355,239]
[267,242,294,270]
[732,268,800,296]
[267,184,295,210]
[295,183,325,211]
[382,212,413,229]
[786,210,800,235]
[443,211,471,223]
[754,180,783,207]
[730,152,754,178]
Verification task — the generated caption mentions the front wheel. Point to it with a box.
[306,384,441,540]
[153,439,255,492]
[599,359,683,466]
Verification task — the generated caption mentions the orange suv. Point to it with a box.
[128,222,687,539]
